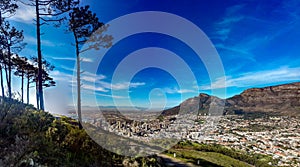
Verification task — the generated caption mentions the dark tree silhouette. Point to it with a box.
[0,51,5,100]
[12,56,29,103]
[0,0,18,101]
[25,63,35,104]
[31,57,55,109]
[0,0,18,24]
[69,5,112,128]
[0,19,25,100]
[24,0,79,110]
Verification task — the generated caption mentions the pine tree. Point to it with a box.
[0,51,5,100]
[12,56,29,103]
[69,5,112,128]
[25,63,35,104]
[24,0,79,110]
[0,0,18,24]
[0,0,18,101]
[31,57,55,109]
[0,20,25,100]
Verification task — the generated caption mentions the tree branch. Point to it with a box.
[40,17,64,22]
[79,44,107,53]
[39,11,66,17]
[40,22,49,26]
[37,1,52,6]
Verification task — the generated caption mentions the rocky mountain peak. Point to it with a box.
[162,82,300,116]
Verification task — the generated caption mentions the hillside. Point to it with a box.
[162,82,300,116]
[0,98,283,166]
[0,99,159,166]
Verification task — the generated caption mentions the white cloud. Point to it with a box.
[96,81,145,91]
[82,75,100,83]
[24,35,65,47]
[217,16,244,27]
[8,1,36,23]
[95,93,125,99]
[82,84,108,92]
[51,70,73,81]
[212,5,245,41]
[8,1,56,24]
[24,36,37,44]
[52,57,75,61]
[51,69,146,96]
[215,44,256,62]
[81,58,93,62]
[199,77,227,90]
[83,90,126,99]
[79,72,146,91]
[164,87,195,94]
[81,71,106,83]
[199,67,300,90]
[60,65,75,72]
[51,57,93,63]
[113,82,145,90]
[42,40,64,47]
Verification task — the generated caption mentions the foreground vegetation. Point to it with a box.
[164,140,277,167]
[0,99,159,166]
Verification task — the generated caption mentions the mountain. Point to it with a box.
[162,82,300,116]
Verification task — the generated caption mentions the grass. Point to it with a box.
[166,149,252,167]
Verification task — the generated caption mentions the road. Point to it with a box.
[157,154,198,167]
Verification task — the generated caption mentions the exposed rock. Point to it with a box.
[226,82,300,115]
[162,82,300,116]
[162,93,225,116]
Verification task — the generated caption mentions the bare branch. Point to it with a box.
[79,44,107,53]
[40,22,49,26]
[39,11,65,17]
[40,17,64,22]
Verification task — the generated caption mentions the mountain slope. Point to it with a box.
[162,82,300,116]
[226,82,300,115]
[0,100,159,166]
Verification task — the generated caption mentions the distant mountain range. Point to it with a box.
[99,106,147,111]
[68,105,161,112]
[162,82,300,116]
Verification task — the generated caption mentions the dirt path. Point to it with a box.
[157,154,198,167]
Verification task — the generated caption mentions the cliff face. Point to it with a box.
[226,82,300,115]
[162,82,300,116]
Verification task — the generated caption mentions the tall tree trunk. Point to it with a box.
[0,12,3,101]
[1,12,9,100]
[27,76,30,104]
[35,0,44,110]
[0,10,5,101]
[0,66,4,101]
[36,81,39,110]
[0,10,2,25]
[74,32,82,129]
[3,63,8,98]
[7,46,12,100]
[21,72,24,103]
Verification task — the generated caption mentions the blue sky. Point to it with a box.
[5,0,300,113]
